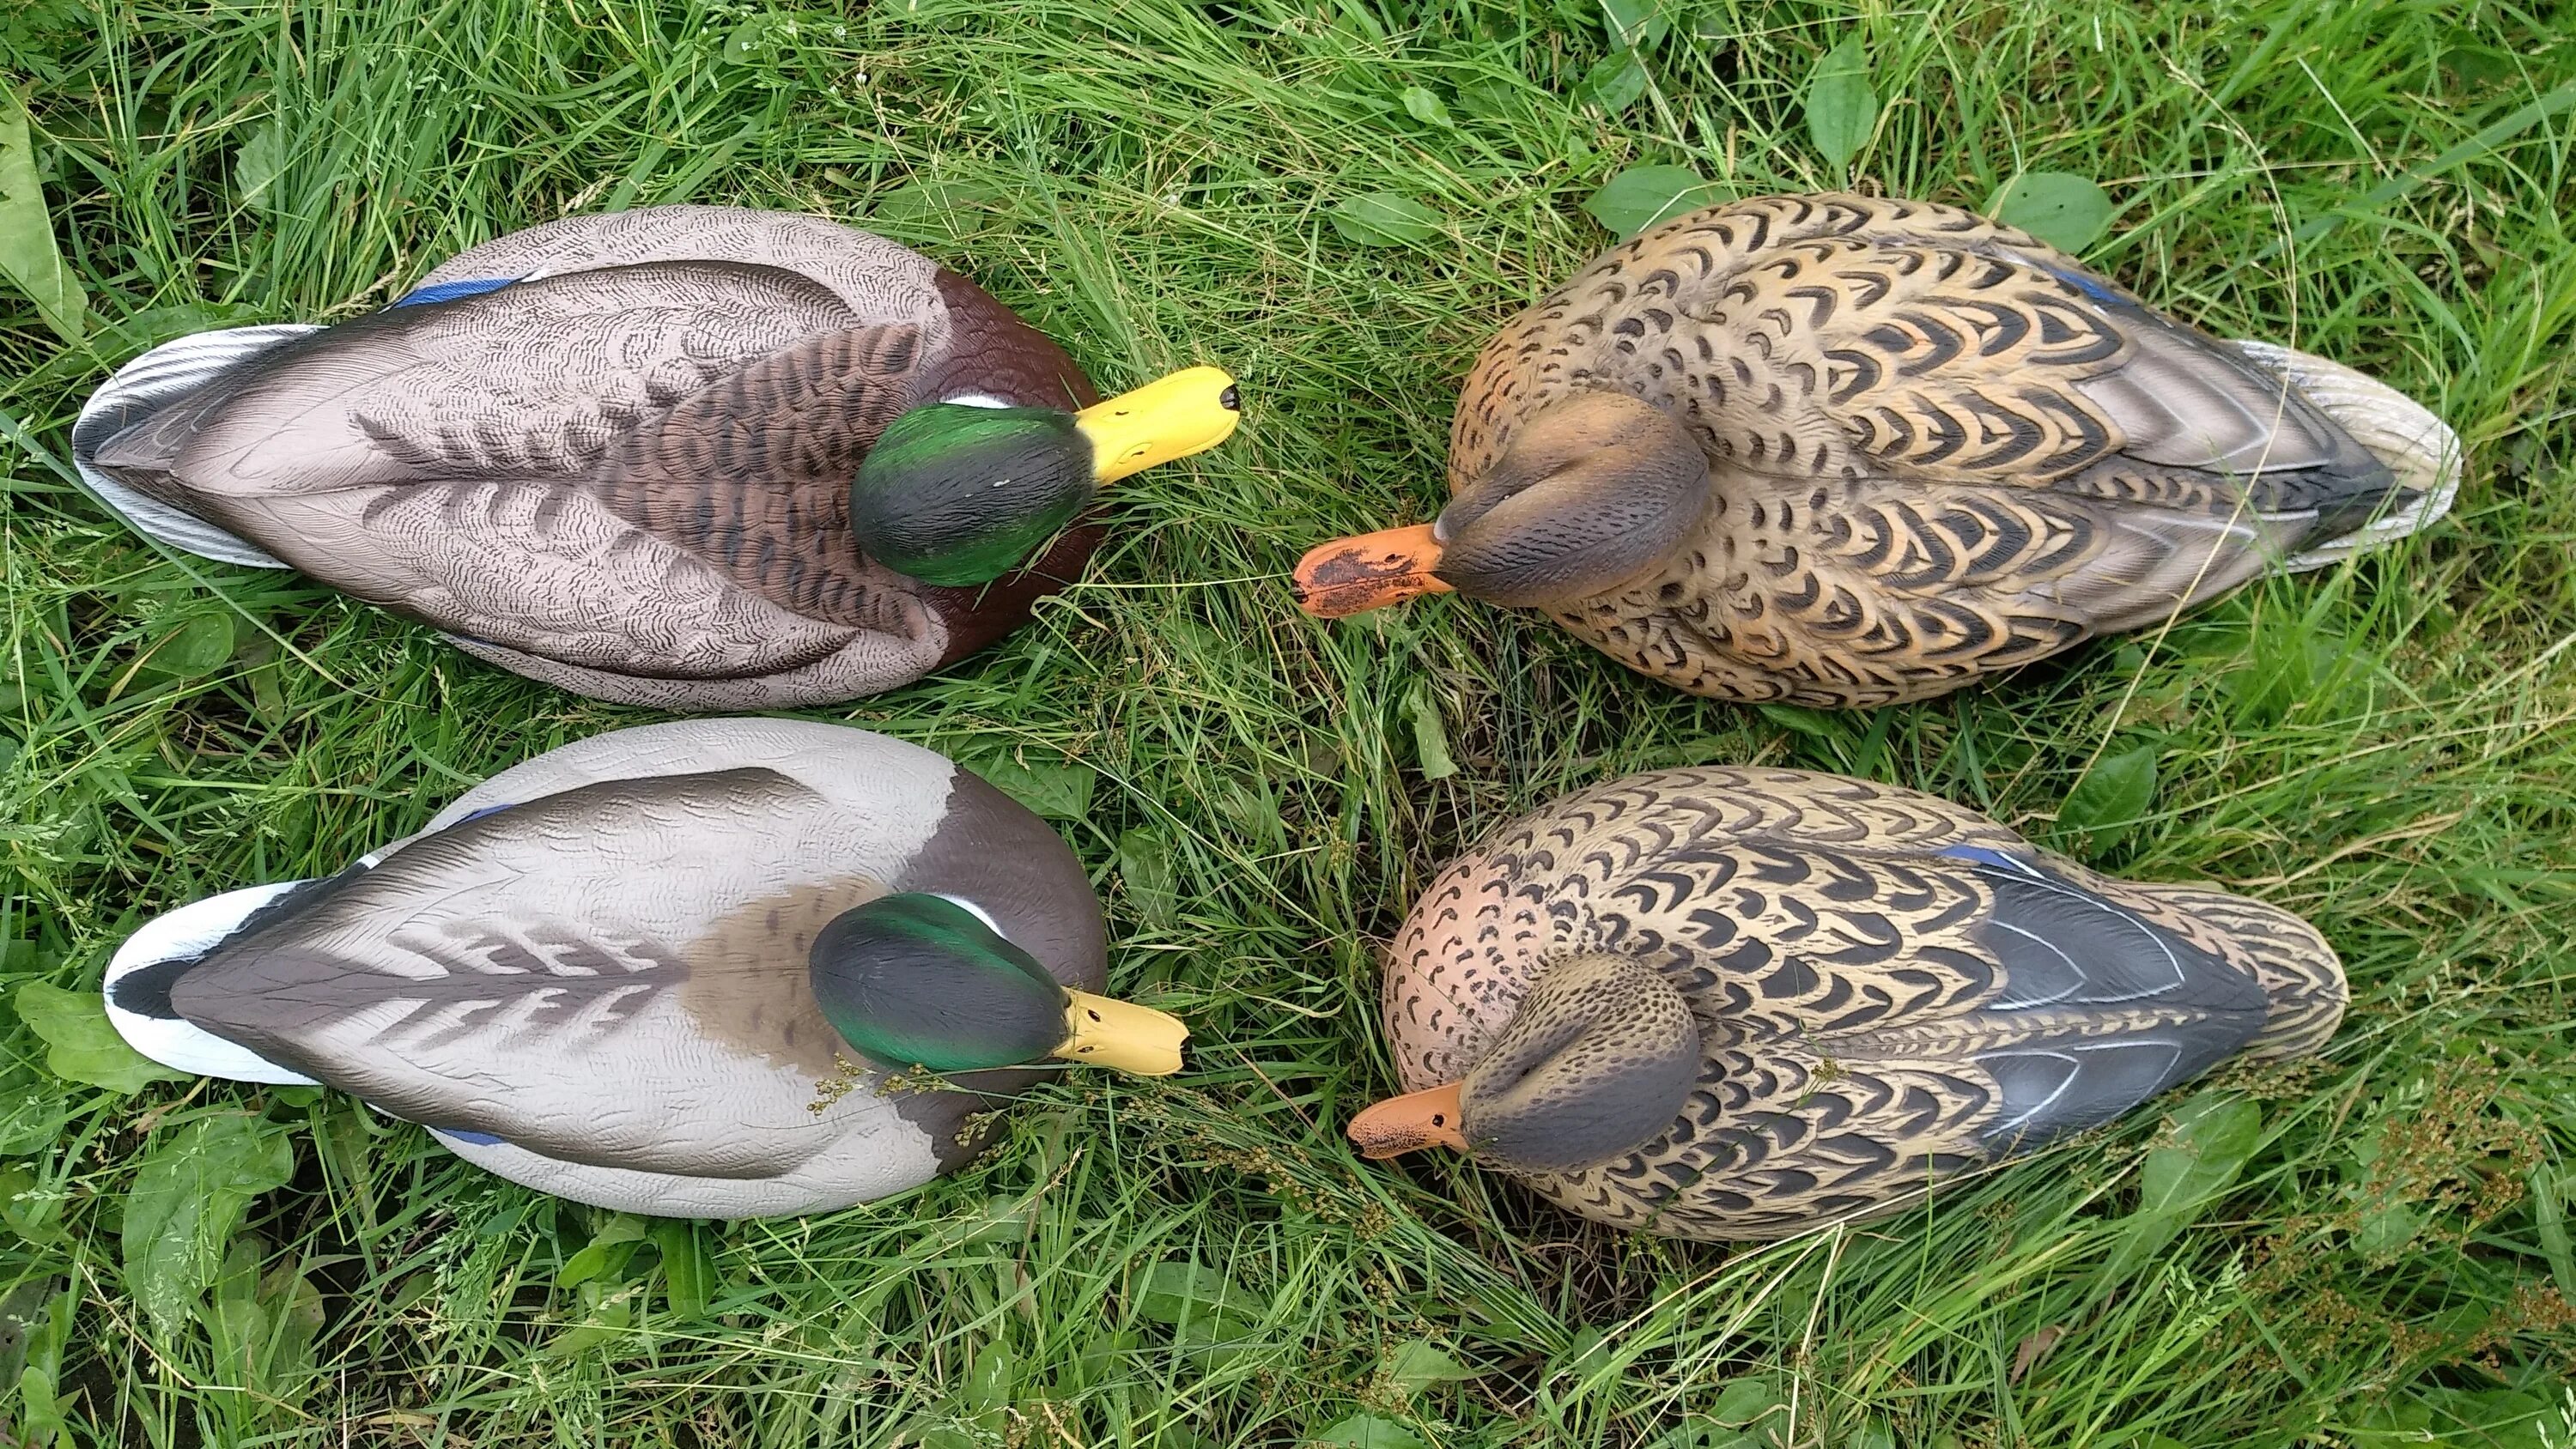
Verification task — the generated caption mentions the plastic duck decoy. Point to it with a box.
[73,206,1240,708]
[1294,193,2458,706]
[1347,767,2343,1240]
[102,718,1187,1218]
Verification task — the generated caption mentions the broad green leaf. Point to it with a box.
[558,1212,648,1288]
[1115,826,1178,926]
[965,750,1096,821]
[1399,87,1454,129]
[2100,1093,2260,1280]
[234,120,286,209]
[2056,743,2158,850]
[1403,681,1456,781]
[1330,191,1443,246]
[1711,1376,1789,1428]
[1804,35,1877,173]
[1598,0,1668,52]
[1754,702,1840,739]
[121,1113,297,1337]
[15,980,185,1094]
[139,611,237,680]
[1380,1338,1474,1399]
[1990,171,2114,254]
[963,1340,1018,1412]
[1308,1414,1426,1448]
[1136,1260,1262,1325]
[1577,50,1649,113]
[650,1218,715,1318]
[1581,164,1722,238]
[0,88,85,343]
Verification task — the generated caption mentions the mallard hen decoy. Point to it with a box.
[1293,192,2458,706]
[73,205,1240,709]
[1347,767,2343,1240]
[102,718,1187,1218]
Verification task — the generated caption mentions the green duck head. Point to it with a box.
[1346,953,1700,1173]
[809,892,1187,1076]
[849,367,1241,588]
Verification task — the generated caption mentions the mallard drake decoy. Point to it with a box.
[72,206,1240,709]
[1293,192,2458,707]
[1347,767,2343,1240]
[101,718,1187,1219]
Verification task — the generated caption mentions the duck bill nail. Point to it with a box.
[1292,524,1453,618]
[1075,365,1242,485]
[1053,990,1189,1076]
[1346,1081,1468,1160]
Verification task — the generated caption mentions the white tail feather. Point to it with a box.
[2230,340,2464,573]
[104,882,321,1085]
[71,325,323,568]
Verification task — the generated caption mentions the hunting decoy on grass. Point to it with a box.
[74,205,1239,708]
[1294,192,2458,707]
[1347,766,2344,1240]
[103,718,1187,1218]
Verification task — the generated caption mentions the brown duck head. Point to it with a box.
[1294,391,1710,618]
[1348,952,1702,1174]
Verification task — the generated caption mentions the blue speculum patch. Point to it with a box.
[392,276,518,308]
[433,1127,508,1146]
[1935,842,2040,875]
[451,803,516,826]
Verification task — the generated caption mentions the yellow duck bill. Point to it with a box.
[1053,990,1191,1076]
[1076,366,1242,484]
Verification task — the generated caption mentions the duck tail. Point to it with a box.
[103,882,323,1086]
[2229,340,2463,573]
[2143,882,2348,1060]
[71,324,323,568]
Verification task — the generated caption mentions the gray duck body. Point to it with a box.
[107,718,1105,1217]
[72,207,1100,708]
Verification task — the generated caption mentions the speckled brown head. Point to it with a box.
[1347,953,1703,1174]
[1294,391,1710,616]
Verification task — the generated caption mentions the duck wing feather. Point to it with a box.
[167,768,897,1179]
[93,262,945,677]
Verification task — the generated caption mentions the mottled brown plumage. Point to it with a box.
[1356,767,2344,1240]
[1298,193,2459,706]
[72,208,1116,709]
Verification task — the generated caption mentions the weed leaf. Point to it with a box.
[650,1219,715,1319]
[2057,743,2158,850]
[1991,171,2114,253]
[15,981,185,1094]
[1404,681,1457,780]
[1380,1338,1474,1399]
[1399,87,1453,129]
[122,1113,296,1337]
[1308,1414,1426,1448]
[234,120,287,210]
[0,88,84,343]
[2100,1093,2260,1281]
[1581,164,1721,238]
[1330,191,1443,246]
[1805,36,1877,172]
[1598,0,1668,52]
[1577,51,1649,113]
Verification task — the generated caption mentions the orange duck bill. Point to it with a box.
[1292,524,1454,618]
[1346,1081,1468,1160]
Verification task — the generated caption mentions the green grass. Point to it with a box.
[2,0,2573,1443]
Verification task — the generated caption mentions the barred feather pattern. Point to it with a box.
[1382,767,2345,1240]
[1449,193,2421,706]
